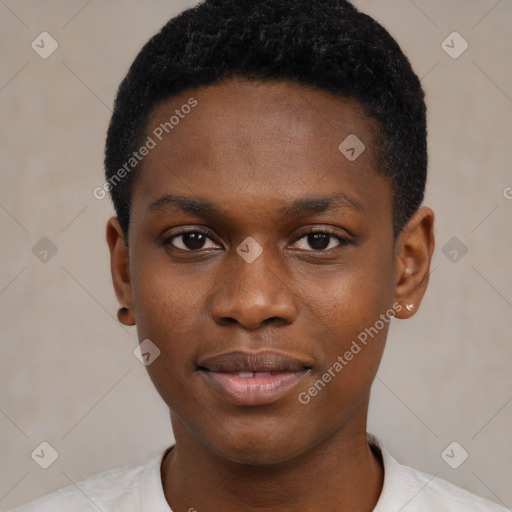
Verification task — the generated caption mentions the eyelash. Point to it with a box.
[162,227,352,252]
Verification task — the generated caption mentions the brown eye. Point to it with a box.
[165,230,220,251]
[291,230,350,251]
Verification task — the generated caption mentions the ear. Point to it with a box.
[393,206,435,319]
[106,216,135,326]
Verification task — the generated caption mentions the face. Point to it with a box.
[108,78,434,465]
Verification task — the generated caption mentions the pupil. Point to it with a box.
[181,233,332,251]
[184,233,205,250]
[308,233,330,250]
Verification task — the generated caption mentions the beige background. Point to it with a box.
[1,0,511,509]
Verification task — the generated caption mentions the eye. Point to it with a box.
[163,228,351,253]
[291,229,351,251]
[164,229,220,251]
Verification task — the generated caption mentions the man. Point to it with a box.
[12,0,507,510]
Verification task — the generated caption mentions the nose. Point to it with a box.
[210,246,297,330]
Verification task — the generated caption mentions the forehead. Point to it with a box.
[145,78,378,167]
[130,78,391,228]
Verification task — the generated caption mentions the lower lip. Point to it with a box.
[200,370,308,406]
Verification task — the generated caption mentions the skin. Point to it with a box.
[107,78,435,512]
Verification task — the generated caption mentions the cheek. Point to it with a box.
[300,249,394,386]
[130,259,217,388]
[306,251,394,333]
[130,265,203,406]
[131,257,206,337]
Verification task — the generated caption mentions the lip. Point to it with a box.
[197,350,312,406]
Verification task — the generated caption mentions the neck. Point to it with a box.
[161,405,384,512]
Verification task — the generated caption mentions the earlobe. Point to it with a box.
[106,217,136,326]
[393,206,435,319]
[117,306,135,326]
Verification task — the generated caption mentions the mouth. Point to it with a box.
[197,350,312,406]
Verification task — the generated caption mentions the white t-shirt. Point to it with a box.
[10,434,507,511]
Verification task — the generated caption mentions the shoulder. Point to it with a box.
[368,433,508,512]
[8,455,163,512]
[392,458,507,511]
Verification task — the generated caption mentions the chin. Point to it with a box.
[217,442,301,466]
[203,424,313,466]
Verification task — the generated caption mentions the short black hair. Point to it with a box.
[104,0,427,240]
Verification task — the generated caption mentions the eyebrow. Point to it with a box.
[148,192,363,218]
